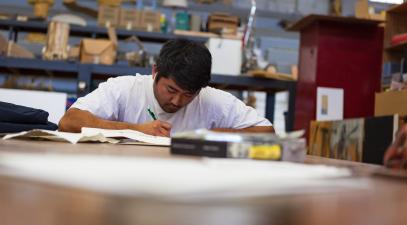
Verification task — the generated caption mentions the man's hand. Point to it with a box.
[59,108,172,137]
[384,125,407,169]
[134,120,172,137]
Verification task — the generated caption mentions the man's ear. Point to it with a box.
[152,64,157,79]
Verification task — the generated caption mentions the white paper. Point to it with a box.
[81,127,170,146]
[3,127,170,146]
[0,152,368,200]
[3,130,85,143]
[316,87,344,121]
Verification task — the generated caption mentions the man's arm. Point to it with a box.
[58,108,171,137]
[384,124,407,168]
[211,126,275,133]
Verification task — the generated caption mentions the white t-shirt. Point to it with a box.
[71,75,271,135]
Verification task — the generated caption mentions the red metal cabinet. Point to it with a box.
[289,15,384,132]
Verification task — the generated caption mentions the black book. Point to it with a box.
[171,138,228,158]
[170,131,306,161]
[363,115,398,165]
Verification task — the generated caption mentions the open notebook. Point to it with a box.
[2,127,171,146]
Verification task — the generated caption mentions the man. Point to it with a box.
[59,39,274,137]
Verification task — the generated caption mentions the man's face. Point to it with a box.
[153,76,199,113]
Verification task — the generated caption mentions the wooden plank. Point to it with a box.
[288,14,383,32]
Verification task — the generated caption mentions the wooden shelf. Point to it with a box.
[0,19,208,43]
[385,42,407,52]
[186,1,302,21]
[0,56,297,131]
[0,56,295,91]
[383,2,407,63]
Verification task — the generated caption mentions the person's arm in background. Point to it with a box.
[384,124,407,168]
[59,108,172,137]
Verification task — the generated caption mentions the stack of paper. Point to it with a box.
[2,127,171,146]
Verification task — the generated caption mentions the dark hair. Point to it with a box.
[155,39,212,93]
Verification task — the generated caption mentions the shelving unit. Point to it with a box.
[0,57,296,131]
[383,3,407,63]
[0,19,208,43]
[186,1,302,21]
[0,19,297,131]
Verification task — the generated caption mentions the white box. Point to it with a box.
[0,88,67,124]
[208,38,242,76]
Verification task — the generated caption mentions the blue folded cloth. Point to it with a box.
[0,101,49,124]
[0,101,58,133]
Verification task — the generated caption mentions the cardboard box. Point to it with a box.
[68,45,80,61]
[80,39,116,65]
[375,90,407,116]
[28,0,54,18]
[355,0,385,21]
[208,13,239,35]
[208,37,241,76]
[97,5,120,27]
[139,10,161,32]
[355,0,369,19]
[43,21,70,60]
[33,2,51,18]
[80,28,117,65]
[98,0,122,7]
[0,34,34,58]
[119,8,141,30]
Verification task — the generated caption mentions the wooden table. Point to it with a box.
[1,139,407,225]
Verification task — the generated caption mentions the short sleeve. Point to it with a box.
[207,89,272,129]
[222,97,272,129]
[71,77,130,120]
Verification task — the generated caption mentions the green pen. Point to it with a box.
[147,107,157,120]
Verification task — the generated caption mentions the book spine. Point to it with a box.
[171,138,228,157]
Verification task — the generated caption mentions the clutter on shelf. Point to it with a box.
[0,34,34,59]
[122,36,147,67]
[28,0,54,19]
[79,27,118,65]
[42,21,70,60]
[208,12,239,35]
[354,0,386,21]
[98,5,161,32]
[248,65,298,81]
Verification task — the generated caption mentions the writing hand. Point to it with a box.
[135,120,172,137]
